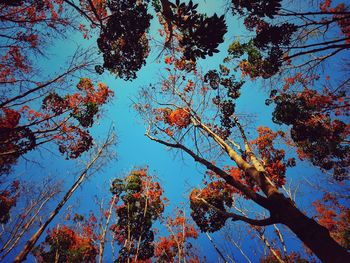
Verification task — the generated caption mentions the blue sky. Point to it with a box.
[2,0,350,262]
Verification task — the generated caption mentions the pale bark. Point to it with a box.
[13,135,114,262]
[98,195,118,263]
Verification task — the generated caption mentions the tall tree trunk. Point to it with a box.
[205,232,228,263]
[269,192,350,263]
[13,137,112,263]
[98,194,118,263]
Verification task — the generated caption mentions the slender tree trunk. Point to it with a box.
[257,229,284,263]
[134,193,149,262]
[98,195,118,263]
[205,232,228,263]
[13,138,111,263]
[0,192,56,260]
[228,236,252,263]
[269,192,350,263]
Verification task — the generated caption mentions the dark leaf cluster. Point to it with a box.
[272,92,350,181]
[204,66,244,139]
[169,0,227,61]
[0,127,36,175]
[190,181,233,232]
[110,171,164,262]
[231,0,282,18]
[254,23,297,50]
[58,126,93,159]
[98,0,152,80]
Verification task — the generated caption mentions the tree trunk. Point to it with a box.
[98,195,118,263]
[270,193,350,263]
[13,138,110,263]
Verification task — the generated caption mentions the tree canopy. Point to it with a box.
[0,0,350,262]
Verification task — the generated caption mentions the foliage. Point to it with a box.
[166,0,227,61]
[34,216,98,263]
[135,30,350,261]
[154,209,199,263]
[251,127,294,187]
[110,168,165,262]
[0,108,35,175]
[0,0,68,85]
[97,0,153,80]
[190,181,235,232]
[228,0,350,80]
[1,0,350,262]
[313,193,350,249]
[0,180,20,224]
[0,78,113,174]
[204,66,244,139]
[271,88,349,181]
[80,0,227,79]
[231,0,282,18]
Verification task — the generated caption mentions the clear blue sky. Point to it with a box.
[4,1,349,262]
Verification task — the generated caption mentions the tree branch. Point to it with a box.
[145,131,270,209]
[196,197,277,226]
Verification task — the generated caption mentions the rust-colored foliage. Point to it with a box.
[0,78,113,173]
[156,107,191,131]
[189,181,236,232]
[167,108,191,129]
[0,0,68,83]
[110,169,165,262]
[313,193,350,249]
[34,220,98,263]
[155,209,199,263]
[251,127,292,187]
[0,180,20,224]
[272,87,349,181]
[320,0,350,43]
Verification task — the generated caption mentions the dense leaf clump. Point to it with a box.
[34,225,98,263]
[168,0,227,61]
[98,0,152,80]
[110,169,165,262]
[204,66,244,139]
[190,181,234,232]
[231,0,282,18]
[272,89,349,181]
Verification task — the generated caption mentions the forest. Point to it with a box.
[0,0,349,262]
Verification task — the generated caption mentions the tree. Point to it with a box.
[154,208,199,263]
[313,193,350,250]
[0,0,114,176]
[2,0,350,262]
[33,214,98,263]
[109,168,165,262]
[97,194,119,263]
[0,0,71,86]
[135,47,350,261]
[0,180,20,224]
[270,86,349,181]
[0,179,61,261]
[0,77,113,176]
[63,0,227,80]
[228,0,350,78]
[13,132,115,262]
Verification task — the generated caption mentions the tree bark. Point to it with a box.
[268,192,350,263]
[13,136,112,263]
[98,195,118,263]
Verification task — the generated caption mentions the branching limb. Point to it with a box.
[145,130,270,209]
[195,197,277,227]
